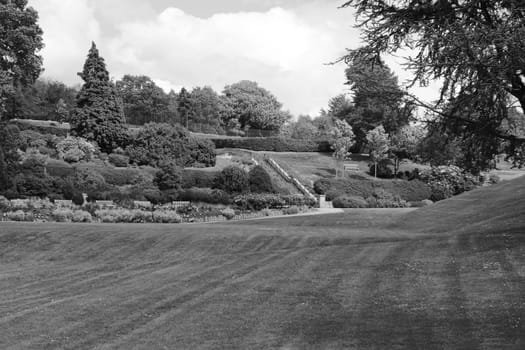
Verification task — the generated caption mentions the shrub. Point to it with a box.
[365,189,409,208]
[283,206,300,215]
[12,173,53,198]
[70,168,109,193]
[72,192,84,206]
[221,208,236,220]
[7,210,30,221]
[181,169,219,188]
[233,193,286,211]
[249,165,274,193]
[152,210,182,223]
[332,195,368,208]
[489,173,501,184]
[154,162,182,191]
[213,166,249,193]
[108,153,129,167]
[52,208,73,222]
[57,136,98,163]
[177,188,231,205]
[419,165,480,201]
[209,137,331,152]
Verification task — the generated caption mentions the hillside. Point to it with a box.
[1,175,524,348]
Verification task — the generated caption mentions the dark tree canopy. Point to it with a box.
[71,42,127,153]
[342,0,525,169]
[0,0,44,118]
[116,75,175,125]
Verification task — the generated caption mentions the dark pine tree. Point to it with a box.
[71,42,127,153]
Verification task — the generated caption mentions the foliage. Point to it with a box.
[341,0,525,168]
[249,165,274,193]
[57,136,98,163]
[280,115,319,140]
[389,124,426,174]
[187,86,225,133]
[365,189,409,208]
[154,162,182,191]
[368,159,393,179]
[213,166,249,194]
[209,137,331,152]
[489,174,501,185]
[419,166,480,201]
[6,210,33,222]
[116,75,175,125]
[108,153,129,167]
[126,122,215,167]
[332,195,368,208]
[181,169,220,189]
[70,168,109,194]
[233,193,286,211]
[314,178,431,202]
[222,80,290,131]
[221,207,236,220]
[152,210,182,224]
[70,42,127,153]
[283,206,300,215]
[177,188,231,205]
[0,0,44,118]
[366,125,390,177]
[329,119,355,163]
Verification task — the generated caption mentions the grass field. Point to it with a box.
[1,178,525,349]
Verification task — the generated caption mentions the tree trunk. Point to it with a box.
[374,161,377,178]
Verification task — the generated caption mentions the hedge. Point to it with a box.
[181,169,220,189]
[314,178,431,202]
[209,137,331,152]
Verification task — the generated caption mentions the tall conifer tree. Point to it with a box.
[71,42,127,152]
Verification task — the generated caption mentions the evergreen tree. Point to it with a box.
[177,87,193,129]
[71,42,127,153]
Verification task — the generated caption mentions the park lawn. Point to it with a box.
[1,177,525,348]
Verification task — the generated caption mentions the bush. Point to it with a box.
[6,210,32,221]
[249,165,274,193]
[233,193,286,211]
[221,208,236,220]
[489,173,501,184]
[154,162,182,191]
[152,210,182,224]
[70,168,109,193]
[71,192,85,206]
[181,169,219,188]
[365,189,409,208]
[94,209,154,223]
[209,137,331,152]
[332,195,368,208]
[213,166,249,193]
[419,165,480,201]
[11,173,53,198]
[283,206,300,215]
[52,208,73,222]
[57,136,98,163]
[108,153,129,167]
[177,188,231,205]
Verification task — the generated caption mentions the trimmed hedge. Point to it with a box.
[177,188,231,205]
[210,137,331,152]
[181,169,220,189]
[314,178,431,202]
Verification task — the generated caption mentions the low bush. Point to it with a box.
[332,195,368,208]
[6,210,33,221]
[72,210,92,223]
[177,188,231,205]
[181,169,219,188]
[57,136,98,163]
[232,193,314,211]
[154,162,182,191]
[152,210,182,223]
[108,153,129,167]
[419,165,480,201]
[221,208,236,220]
[283,206,300,215]
[209,137,331,152]
[213,166,249,193]
[249,165,274,193]
[489,173,501,184]
[365,189,409,208]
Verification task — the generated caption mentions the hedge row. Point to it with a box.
[314,178,431,202]
[210,137,331,152]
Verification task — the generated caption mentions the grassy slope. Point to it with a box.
[1,179,524,348]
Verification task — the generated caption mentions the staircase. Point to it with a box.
[264,157,317,202]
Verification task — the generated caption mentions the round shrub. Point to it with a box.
[154,162,182,191]
[213,166,249,193]
[71,192,85,206]
[489,173,500,184]
[249,165,274,193]
[283,206,300,215]
[72,210,92,223]
[57,136,98,163]
[108,153,129,167]
[221,208,236,220]
[332,195,368,208]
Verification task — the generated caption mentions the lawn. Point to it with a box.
[1,177,524,349]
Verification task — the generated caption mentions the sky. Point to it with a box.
[30,0,439,117]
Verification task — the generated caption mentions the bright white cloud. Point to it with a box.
[32,0,440,116]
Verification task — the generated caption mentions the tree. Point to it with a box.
[116,75,174,125]
[328,119,355,177]
[188,86,225,134]
[280,115,319,139]
[213,165,249,194]
[154,162,182,191]
[338,58,413,151]
[0,0,44,119]
[366,125,390,178]
[389,124,426,176]
[222,80,290,133]
[125,122,215,168]
[177,87,193,129]
[341,0,525,168]
[70,42,127,153]
[249,165,274,193]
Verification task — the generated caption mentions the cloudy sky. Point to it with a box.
[30,0,438,117]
